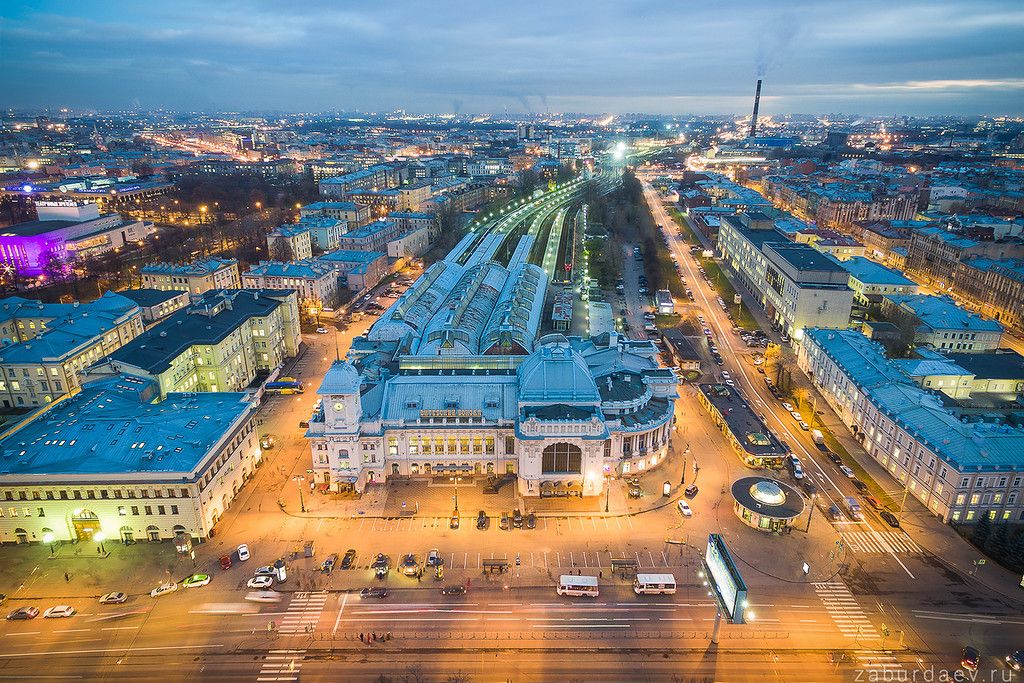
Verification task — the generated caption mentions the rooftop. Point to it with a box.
[840,256,917,286]
[945,350,1024,381]
[884,294,1003,333]
[141,257,237,277]
[698,383,785,458]
[0,374,251,478]
[118,288,187,309]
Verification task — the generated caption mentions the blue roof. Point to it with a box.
[141,257,237,277]
[319,249,386,265]
[345,220,396,239]
[0,374,252,477]
[269,224,310,238]
[302,201,360,211]
[840,257,917,286]
[884,294,1003,333]
[244,260,335,279]
[804,328,1024,471]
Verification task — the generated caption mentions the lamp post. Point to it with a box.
[94,531,106,555]
[604,473,611,513]
[450,474,462,514]
[293,474,307,513]
[43,532,55,556]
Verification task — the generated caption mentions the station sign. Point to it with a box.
[420,409,482,418]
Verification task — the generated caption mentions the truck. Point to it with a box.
[842,496,863,521]
[811,429,826,448]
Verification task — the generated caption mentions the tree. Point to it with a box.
[39,248,70,283]
[1008,530,1024,572]
[515,168,539,198]
[971,510,992,549]
[985,523,1011,561]
[269,238,294,263]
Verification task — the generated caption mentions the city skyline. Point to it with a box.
[2,0,1023,116]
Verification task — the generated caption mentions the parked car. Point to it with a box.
[1004,650,1024,671]
[526,512,536,529]
[400,554,420,576]
[440,585,467,596]
[426,549,443,567]
[880,511,901,528]
[801,480,818,496]
[182,574,211,588]
[500,512,510,530]
[321,553,340,573]
[677,500,693,517]
[315,327,329,334]
[684,484,699,498]
[43,605,76,618]
[360,587,388,599]
[341,549,357,570]
[798,421,810,431]
[839,465,855,478]
[628,484,642,498]
[247,576,274,590]
[254,566,276,577]
[781,402,794,412]
[864,495,882,510]
[827,452,844,466]
[476,510,488,530]
[852,479,868,493]
[512,509,523,528]
[6,607,38,620]
[790,411,803,422]
[219,555,232,570]
[449,514,460,529]
[236,544,250,561]
[150,582,178,598]
[99,592,127,604]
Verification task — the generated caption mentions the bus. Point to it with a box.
[265,379,304,395]
[633,573,677,595]
[556,574,599,597]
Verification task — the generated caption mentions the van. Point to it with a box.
[633,573,676,595]
[557,574,599,597]
[843,496,863,521]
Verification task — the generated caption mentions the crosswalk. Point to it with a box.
[853,650,903,676]
[257,649,305,682]
[279,591,327,634]
[813,582,878,639]
[844,530,921,554]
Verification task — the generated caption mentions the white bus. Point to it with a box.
[557,574,599,597]
[633,573,677,595]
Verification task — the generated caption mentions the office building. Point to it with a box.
[838,256,919,305]
[242,261,339,311]
[718,212,854,338]
[118,289,191,324]
[0,201,154,276]
[88,289,301,398]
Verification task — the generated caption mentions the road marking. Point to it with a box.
[532,624,630,629]
[331,593,348,635]
[100,626,138,631]
[0,644,224,659]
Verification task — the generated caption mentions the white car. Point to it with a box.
[839,465,856,478]
[247,576,274,590]
[150,582,178,598]
[798,421,810,431]
[781,402,794,412]
[43,605,76,618]
[721,371,731,380]
[790,411,803,421]
[237,544,250,561]
[315,327,329,334]
[677,500,693,517]
[99,592,127,604]
[724,379,735,387]
[253,565,275,577]
[792,464,805,480]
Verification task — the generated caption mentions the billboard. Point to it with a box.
[704,533,748,623]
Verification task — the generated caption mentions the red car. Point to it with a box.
[219,555,232,570]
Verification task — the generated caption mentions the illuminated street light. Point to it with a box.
[94,531,106,554]
[43,532,55,556]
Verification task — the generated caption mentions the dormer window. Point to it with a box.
[444,398,459,410]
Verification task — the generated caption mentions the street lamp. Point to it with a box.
[293,474,307,513]
[43,532,55,556]
[449,474,462,514]
[94,531,106,555]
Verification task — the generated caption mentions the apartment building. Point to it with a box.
[880,294,1003,352]
[141,257,241,294]
[0,292,144,408]
[798,328,1024,525]
[267,224,313,261]
[242,261,339,310]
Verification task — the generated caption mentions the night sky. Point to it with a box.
[2,0,1022,115]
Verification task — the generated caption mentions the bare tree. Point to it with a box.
[269,238,294,262]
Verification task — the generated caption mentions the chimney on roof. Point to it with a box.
[749,79,763,138]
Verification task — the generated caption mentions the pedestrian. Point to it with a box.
[359,632,364,642]
[97,546,102,555]
[386,631,392,641]
[599,571,603,579]
[417,571,421,583]
[64,572,70,583]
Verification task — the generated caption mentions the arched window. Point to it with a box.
[542,443,582,474]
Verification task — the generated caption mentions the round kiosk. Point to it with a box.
[731,476,805,532]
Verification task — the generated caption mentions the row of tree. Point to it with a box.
[967,511,1024,573]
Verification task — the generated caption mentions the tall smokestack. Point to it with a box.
[749,79,762,138]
